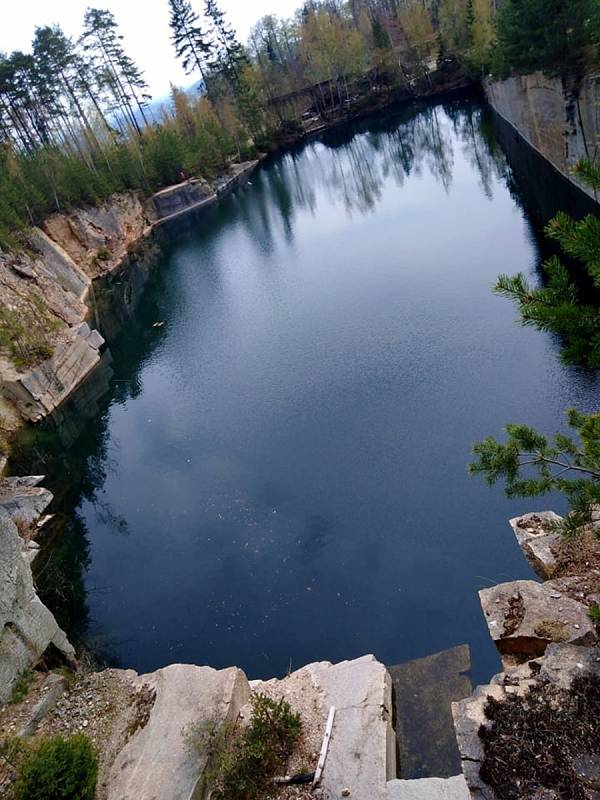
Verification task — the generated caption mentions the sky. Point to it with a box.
[1,0,301,98]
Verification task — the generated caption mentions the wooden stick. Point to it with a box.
[313,706,336,787]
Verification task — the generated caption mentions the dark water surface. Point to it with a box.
[12,97,600,686]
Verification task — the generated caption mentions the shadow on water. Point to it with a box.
[8,95,600,700]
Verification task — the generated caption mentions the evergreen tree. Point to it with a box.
[470,409,600,538]
[168,0,213,87]
[204,0,248,86]
[493,160,600,368]
[82,9,149,134]
[496,0,600,77]
[371,16,391,51]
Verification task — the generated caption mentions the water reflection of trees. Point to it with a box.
[9,254,167,660]
[8,100,514,661]
[236,99,511,245]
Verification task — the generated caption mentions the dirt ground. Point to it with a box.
[0,668,150,800]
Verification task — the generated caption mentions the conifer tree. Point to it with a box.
[493,160,600,368]
[168,0,213,87]
[203,0,248,87]
[496,0,600,77]
[471,409,600,538]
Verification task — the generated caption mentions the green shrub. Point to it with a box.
[13,734,98,800]
[589,602,600,626]
[10,669,34,704]
[214,693,302,800]
[0,295,57,370]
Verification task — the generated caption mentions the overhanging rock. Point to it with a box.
[0,508,75,704]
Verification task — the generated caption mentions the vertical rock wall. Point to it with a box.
[0,478,75,704]
[485,72,600,204]
[0,194,152,426]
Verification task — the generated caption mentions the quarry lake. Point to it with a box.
[12,95,600,685]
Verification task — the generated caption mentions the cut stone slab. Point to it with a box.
[388,645,471,779]
[253,653,396,800]
[386,775,470,799]
[305,654,396,800]
[509,511,563,579]
[480,578,596,660]
[106,663,251,800]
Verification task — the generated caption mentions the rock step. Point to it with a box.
[252,653,396,800]
[107,664,251,800]
[386,775,470,799]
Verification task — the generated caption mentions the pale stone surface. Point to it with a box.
[386,775,470,799]
[0,508,75,704]
[19,672,66,738]
[107,664,251,800]
[3,326,104,422]
[508,511,563,579]
[0,475,53,526]
[152,179,216,221]
[480,578,596,659]
[29,227,90,300]
[252,654,396,800]
[42,193,150,279]
[305,654,396,800]
[486,72,600,204]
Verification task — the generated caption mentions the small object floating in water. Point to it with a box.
[152,321,165,328]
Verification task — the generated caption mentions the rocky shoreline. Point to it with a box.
[2,462,598,798]
[0,160,260,436]
[2,79,599,797]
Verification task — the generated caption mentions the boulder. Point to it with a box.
[307,655,396,799]
[479,578,596,660]
[106,664,251,800]
[509,511,563,579]
[0,508,75,704]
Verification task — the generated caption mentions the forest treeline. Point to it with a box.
[0,0,598,250]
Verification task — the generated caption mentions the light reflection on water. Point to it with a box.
[11,96,600,695]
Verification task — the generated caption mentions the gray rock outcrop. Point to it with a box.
[480,578,596,660]
[253,653,397,800]
[0,475,53,527]
[2,323,104,422]
[486,72,600,204]
[0,192,150,426]
[106,664,251,800]
[508,511,563,579]
[0,507,75,704]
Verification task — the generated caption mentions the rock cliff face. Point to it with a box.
[0,193,151,426]
[0,483,75,705]
[485,72,600,203]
